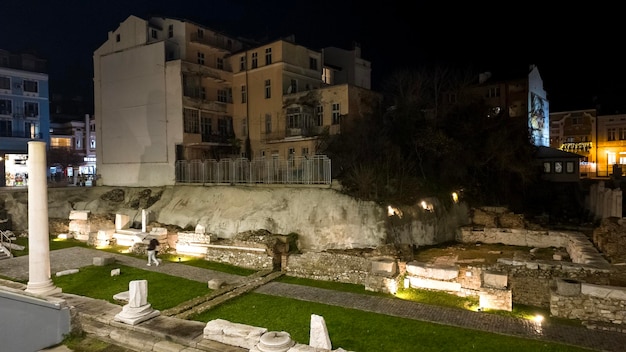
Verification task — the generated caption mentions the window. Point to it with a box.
[309,57,317,70]
[332,103,340,124]
[287,107,302,128]
[0,120,12,136]
[571,117,581,125]
[265,48,272,65]
[217,117,229,135]
[23,80,38,93]
[566,161,574,173]
[240,56,246,71]
[608,128,616,141]
[486,87,500,98]
[302,147,309,156]
[264,79,271,99]
[25,122,39,139]
[608,152,616,165]
[241,118,247,136]
[116,34,120,42]
[151,29,158,39]
[168,24,173,38]
[251,52,258,68]
[554,161,563,174]
[0,99,12,115]
[197,29,204,39]
[543,162,551,173]
[265,113,272,133]
[76,136,82,150]
[183,108,199,133]
[217,57,224,70]
[289,79,297,94]
[90,138,96,149]
[217,89,228,103]
[619,128,626,140]
[197,52,205,65]
[316,105,323,126]
[288,147,295,157]
[241,85,247,103]
[200,114,212,137]
[0,76,9,90]
[200,87,206,100]
[24,102,38,117]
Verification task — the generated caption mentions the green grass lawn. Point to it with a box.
[5,237,593,351]
[52,264,210,310]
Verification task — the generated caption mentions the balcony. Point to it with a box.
[263,126,327,141]
[189,33,233,52]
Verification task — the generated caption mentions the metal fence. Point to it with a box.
[175,155,332,185]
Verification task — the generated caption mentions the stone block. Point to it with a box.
[55,269,79,277]
[556,278,581,296]
[208,279,223,290]
[406,261,458,280]
[111,268,121,276]
[371,259,397,276]
[482,271,508,289]
[93,256,115,266]
[113,291,129,301]
[204,319,267,350]
[115,214,130,230]
[69,210,90,220]
[309,314,331,350]
[407,277,461,292]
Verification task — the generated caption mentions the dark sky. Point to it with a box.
[1,1,624,113]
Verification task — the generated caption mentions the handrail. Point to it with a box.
[0,229,14,257]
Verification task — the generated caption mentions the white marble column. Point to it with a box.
[25,140,61,296]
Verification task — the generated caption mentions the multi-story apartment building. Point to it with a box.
[93,15,379,186]
[442,65,550,148]
[595,114,626,177]
[49,114,96,182]
[549,109,596,177]
[0,49,50,187]
[549,109,626,178]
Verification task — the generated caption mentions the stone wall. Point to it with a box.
[551,279,626,328]
[204,247,274,270]
[283,252,371,285]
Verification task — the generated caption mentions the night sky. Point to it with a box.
[1,1,624,113]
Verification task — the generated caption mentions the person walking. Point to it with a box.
[147,238,160,266]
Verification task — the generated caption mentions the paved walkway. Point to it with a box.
[2,247,626,351]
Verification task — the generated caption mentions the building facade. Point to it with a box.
[0,49,50,187]
[49,114,96,183]
[93,15,379,186]
[549,109,596,177]
[443,65,550,148]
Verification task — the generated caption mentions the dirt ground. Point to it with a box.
[412,242,567,266]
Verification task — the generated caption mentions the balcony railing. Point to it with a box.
[0,132,42,139]
[175,155,332,185]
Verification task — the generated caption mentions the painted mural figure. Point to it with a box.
[530,93,546,146]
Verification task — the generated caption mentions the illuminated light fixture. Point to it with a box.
[387,205,403,218]
[451,192,459,203]
[420,200,434,212]
[533,314,544,323]
[178,257,182,263]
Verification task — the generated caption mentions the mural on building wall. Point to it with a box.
[529,92,549,147]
